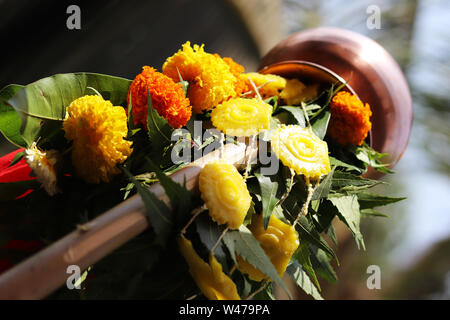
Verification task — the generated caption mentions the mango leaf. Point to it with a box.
[329,195,365,250]
[293,242,321,291]
[222,224,292,299]
[122,167,173,247]
[357,192,406,209]
[146,88,172,152]
[6,73,131,146]
[311,110,330,140]
[287,262,323,300]
[279,106,306,127]
[0,84,27,147]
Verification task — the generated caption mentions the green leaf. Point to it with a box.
[279,106,306,127]
[293,242,321,291]
[146,88,172,151]
[311,110,330,140]
[357,192,406,209]
[293,215,338,264]
[312,166,335,201]
[6,73,131,146]
[353,143,394,173]
[0,84,27,147]
[310,247,338,284]
[222,225,292,299]
[255,172,281,229]
[9,151,24,167]
[195,214,227,267]
[122,167,173,247]
[360,208,389,218]
[329,195,365,250]
[329,156,363,173]
[177,68,189,97]
[287,262,323,300]
[331,171,381,191]
[145,157,194,220]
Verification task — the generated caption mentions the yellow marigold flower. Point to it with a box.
[240,72,286,99]
[63,95,133,184]
[178,235,241,300]
[211,98,272,137]
[280,79,319,105]
[271,125,331,180]
[25,142,61,196]
[162,42,237,113]
[199,162,251,229]
[328,91,372,146]
[237,214,299,282]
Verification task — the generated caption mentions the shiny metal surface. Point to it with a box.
[259,27,413,173]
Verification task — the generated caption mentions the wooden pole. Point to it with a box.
[0,142,251,299]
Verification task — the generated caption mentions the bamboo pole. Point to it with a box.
[0,142,251,299]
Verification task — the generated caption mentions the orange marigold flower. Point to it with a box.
[162,42,238,113]
[220,56,247,96]
[328,91,372,146]
[127,66,192,129]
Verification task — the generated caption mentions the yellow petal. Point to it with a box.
[178,235,241,300]
[271,125,331,180]
[237,214,299,282]
[240,72,286,98]
[211,98,272,137]
[280,79,319,105]
[199,162,252,229]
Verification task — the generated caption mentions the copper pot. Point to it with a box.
[258,27,413,178]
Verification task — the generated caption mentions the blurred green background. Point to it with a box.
[0,0,448,299]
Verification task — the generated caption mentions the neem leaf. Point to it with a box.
[293,242,321,291]
[195,214,227,266]
[329,156,363,173]
[145,157,194,220]
[287,262,323,300]
[331,171,381,191]
[311,110,330,140]
[279,106,306,128]
[294,215,338,264]
[223,225,292,299]
[329,195,365,250]
[360,208,389,218]
[146,88,172,151]
[122,167,173,247]
[310,246,338,284]
[357,192,406,209]
[0,84,27,148]
[255,172,281,230]
[312,166,335,201]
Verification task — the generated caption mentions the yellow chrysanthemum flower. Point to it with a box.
[240,72,286,99]
[178,235,241,300]
[280,79,319,105]
[24,142,61,196]
[271,125,330,180]
[237,214,299,282]
[211,98,272,137]
[199,162,251,229]
[63,95,133,184]
[162,41,237,113]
